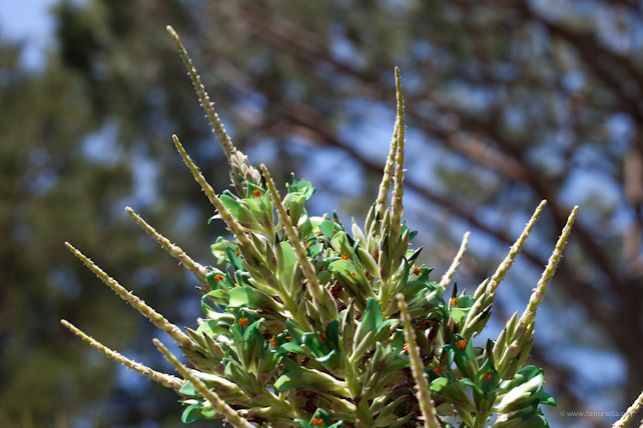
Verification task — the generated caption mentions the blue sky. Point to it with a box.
[0,0,58,69]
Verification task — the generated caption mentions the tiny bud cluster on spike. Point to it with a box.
[60,25,643,428]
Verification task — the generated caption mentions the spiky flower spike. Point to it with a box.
[60,27,604,428]
[166,25,261,194]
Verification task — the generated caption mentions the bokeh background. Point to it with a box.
[1,0,642,427]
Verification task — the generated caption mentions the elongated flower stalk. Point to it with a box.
[166,25,261,193]
[61,320,183,390]
[126,207,209,286]
[397,294,440,428]
[613,391,643,428]
[154,339,255,428]
[59,26,624,428]
[438,231,470,290]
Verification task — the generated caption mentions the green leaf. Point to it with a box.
[181,403,204,423]
[430,377,475,411]
[450,334,476,379]
[277,241,297,286]
[210,237,235,263]
[449,307,469,323]
[219,191,243,217]
[457,295,474,308]
[245,182,265,198]
[277,341,305,356]
[459,377,482,395]
[287,177,315,199]
[354,298,383,344]
[205,270,231,291]
[286,319,306,344]
[284,192,307,225]
[228,286,262,308]
[328,259,360,282]
[319,219,336,237]
[178,381,198,397]
[226,247,244,270]
[534,388,557,406]
[430,376,449,391]
[308,242,324,259]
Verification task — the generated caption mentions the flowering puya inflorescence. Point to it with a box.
[61,25,639,428]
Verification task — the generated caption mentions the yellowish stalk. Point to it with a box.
[171,134,257,255]
[613,390,643,428]
[389,67,406,242]
[166,26,260,190]
[463,201,547,337]
[517,206,578,329]
[486,200,547,296]
[260,164,332,319]
[61,320,183,389]
[438,231,471,290]
[371,118,400,226]
[166,26,236,161]
[65,242,192,348]
[125,207,208,285]
[396,294,440,428]
[153,339,254,428]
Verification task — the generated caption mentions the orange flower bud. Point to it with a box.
[455,339,467,350]
[312,418,324,426]
[252,189,262,197]
[238,317,249,327]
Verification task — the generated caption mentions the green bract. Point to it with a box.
[60,24,643,428]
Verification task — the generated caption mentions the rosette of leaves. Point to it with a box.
[61,25,640,428]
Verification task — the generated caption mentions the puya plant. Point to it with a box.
[60,26,643,428]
